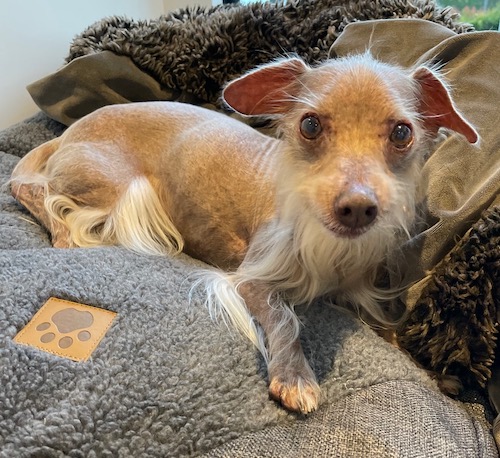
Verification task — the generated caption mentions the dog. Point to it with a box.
[10,53,478,414]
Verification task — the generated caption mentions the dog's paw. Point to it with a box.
[269,373,320,414]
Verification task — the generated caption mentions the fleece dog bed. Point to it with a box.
[1,0,500,456]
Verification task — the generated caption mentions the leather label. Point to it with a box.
[14,297,117,362]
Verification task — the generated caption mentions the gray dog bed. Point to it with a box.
[1,1,500,456]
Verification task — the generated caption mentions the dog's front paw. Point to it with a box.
[269,371,320,414]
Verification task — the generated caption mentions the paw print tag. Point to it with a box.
[14,297,117,361]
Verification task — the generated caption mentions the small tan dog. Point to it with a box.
[11,54,477,414]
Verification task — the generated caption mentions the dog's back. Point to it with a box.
[11,102,278,267]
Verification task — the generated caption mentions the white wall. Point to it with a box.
[0,0,211,130]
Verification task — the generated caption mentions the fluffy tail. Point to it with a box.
[45,176,184,256]
[190,269,268,362]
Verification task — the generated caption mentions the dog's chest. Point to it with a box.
[280,218,390,304]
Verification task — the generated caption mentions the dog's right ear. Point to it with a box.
[222,58,309,116]
[413,67,479,144]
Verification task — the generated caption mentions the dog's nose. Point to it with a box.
[334,189,378,229]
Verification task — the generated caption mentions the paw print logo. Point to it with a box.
[14,297,117,362]
[36,308,94,349]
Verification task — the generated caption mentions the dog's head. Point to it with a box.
[223,54,478,240]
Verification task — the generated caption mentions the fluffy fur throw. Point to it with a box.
[67,0,472,103]
[400,208,500,387]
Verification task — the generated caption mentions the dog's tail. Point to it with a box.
[190,269,268,362]
[45,176,184,256]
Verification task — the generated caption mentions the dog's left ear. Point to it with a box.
[222,58,309,116]
[413,67,478,144]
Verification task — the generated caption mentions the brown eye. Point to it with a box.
[390,123,413,149]
[300,115,322,140]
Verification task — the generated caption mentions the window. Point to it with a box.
[440,0,500,30]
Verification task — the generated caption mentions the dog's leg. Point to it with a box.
[239,282,320,413]
[10,139,72,246]
[11,182,73,248]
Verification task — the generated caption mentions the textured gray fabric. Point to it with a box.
[0,111,65,158]
[0,145,496,456]
[206,381,495,458]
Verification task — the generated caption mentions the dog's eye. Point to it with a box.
[390,124,413,149]
[300,115,322,140]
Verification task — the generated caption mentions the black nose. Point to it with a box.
[334,190,378,229]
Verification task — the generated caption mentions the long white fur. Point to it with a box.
[191,269,269,360]
[44,176,184,256]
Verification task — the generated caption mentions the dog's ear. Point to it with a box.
[413,67,478,144]
[223,58,308,116]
